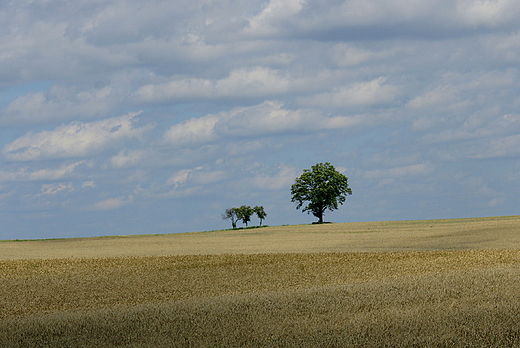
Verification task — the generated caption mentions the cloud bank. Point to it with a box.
[1,0,520,239]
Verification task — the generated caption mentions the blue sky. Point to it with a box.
[1,0,520,239]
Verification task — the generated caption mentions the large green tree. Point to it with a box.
[291,162,352,223]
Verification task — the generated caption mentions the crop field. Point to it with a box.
[1,215,520,347]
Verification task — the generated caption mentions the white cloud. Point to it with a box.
[246,0,305,35]
[303,77,400,107]
[458,175,498,196]
[132,67,289,103]
[467,69,518,89]
[224,140,268,156]
[0,190,15,202]
[215,101,321,137]
[249,165,299,191]
[407,86,459,110]
[123,170,149,184]
[82,181,96,188]
[408,70,518,111]
[336,0,437,25]
[332,44,382,67]
[421,113,520,145]
[487,197,506,207]
[2,112,152,161]
[242,0,520,40]
[472,134,520,159]
[89,195,133,211]
[488,32,520,64]
[163,114,221,147]
[167,167,203,188]
[456,0,519,27]
[163,101,365,148]
[39,182,74,196]
[216,67,289,96]
[364,163,433,180]
[167,166,225,189]
[110,149,149,169]
[2,85,119,125]
[0,161,85,183]
[0,11,137,85]
[156,185,207,199]
[191,170,227,185]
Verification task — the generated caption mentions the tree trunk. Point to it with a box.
[313,206,324,223]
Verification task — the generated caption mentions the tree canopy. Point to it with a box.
[223,205,266,228]
[291,162,352,223]
[222,208,239,229]
[236,205,255,227]
[254,206,267,226]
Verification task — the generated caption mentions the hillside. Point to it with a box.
[1,215,520,347]
[2,215,520,260]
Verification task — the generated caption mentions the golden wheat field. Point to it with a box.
[1,216,520,347]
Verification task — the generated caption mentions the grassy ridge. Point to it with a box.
[2,216,520,347]
[2,215,520,259]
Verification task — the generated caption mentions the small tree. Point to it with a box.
[291,162,352,223]
[222,208,239,229]
[254,206,267,226]
[236,205,254,227]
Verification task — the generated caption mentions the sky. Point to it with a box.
[1,0,520,239]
